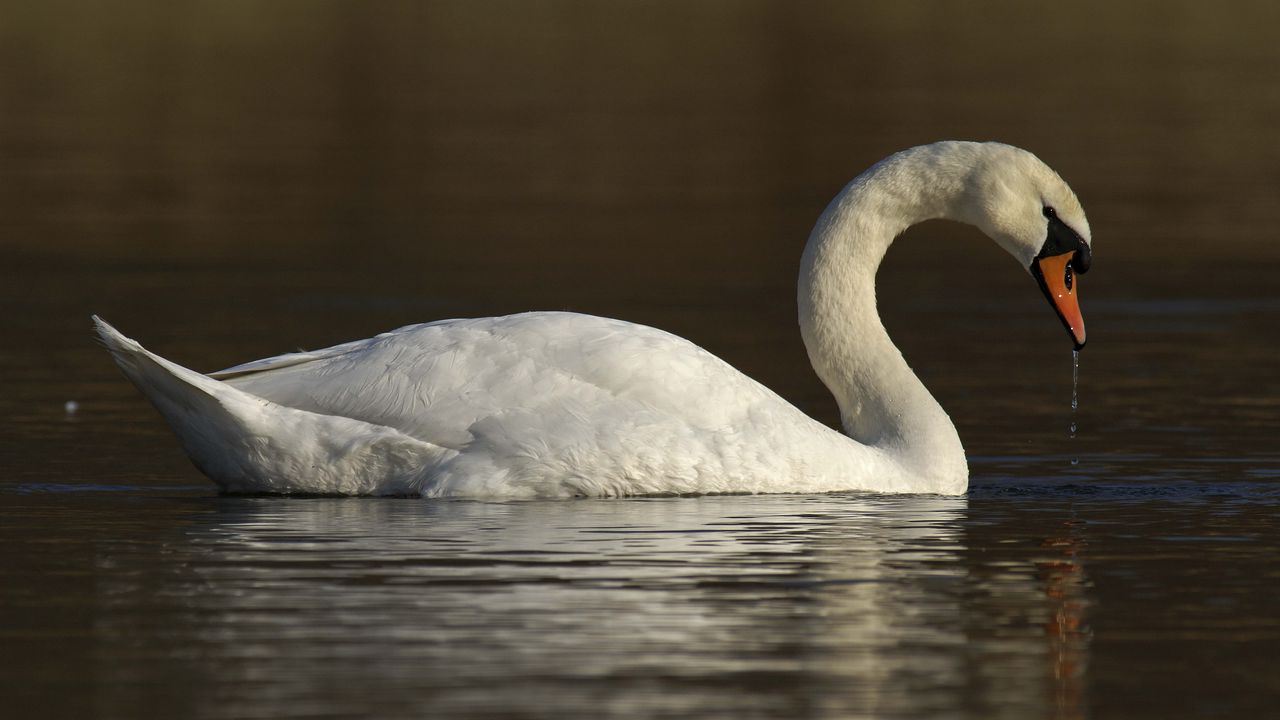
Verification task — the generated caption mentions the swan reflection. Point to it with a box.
[91,493,1091,718]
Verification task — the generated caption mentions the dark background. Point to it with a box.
[5,1,1279,469]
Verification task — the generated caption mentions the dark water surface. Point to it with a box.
[4,2,1280,718]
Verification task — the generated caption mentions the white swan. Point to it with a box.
[96,141,1092,498]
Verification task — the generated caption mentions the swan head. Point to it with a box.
[953,142,1092,349]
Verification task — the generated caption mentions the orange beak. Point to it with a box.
[1032,251,1086,350]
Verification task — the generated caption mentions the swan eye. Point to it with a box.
[1043,206,1057,218]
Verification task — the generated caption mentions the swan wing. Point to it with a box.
[208,331,424,379]
[208,312,869,496]
[220,312,791,450]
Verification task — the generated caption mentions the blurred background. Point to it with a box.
[4,0,1279,442]
[3,2,1280,718]
[4,0,1279,454]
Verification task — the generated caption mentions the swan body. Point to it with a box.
[97,141,1093,498]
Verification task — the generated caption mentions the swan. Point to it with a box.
[95,141,1092,498]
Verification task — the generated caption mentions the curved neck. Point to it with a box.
[798,146,970,483]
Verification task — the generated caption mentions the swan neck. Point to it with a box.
[798,148,969,483]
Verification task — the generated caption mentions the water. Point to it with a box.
[4,482,1279,719]
[5,2,1280,718]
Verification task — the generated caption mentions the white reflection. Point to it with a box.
[90,492,1090,718]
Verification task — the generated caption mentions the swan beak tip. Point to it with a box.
[1032,251,1087,350]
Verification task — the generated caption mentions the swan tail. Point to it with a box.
[94,315,237,426]
[93,316,451,495]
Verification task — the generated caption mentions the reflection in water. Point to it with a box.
[58,483,1280,719]
[85,494,1105,719]
[80,494,1111,719]
[1038,521,1091,720]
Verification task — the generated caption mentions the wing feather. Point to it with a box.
[221,312,797,456]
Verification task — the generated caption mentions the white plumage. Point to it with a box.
[97,141,1092,498]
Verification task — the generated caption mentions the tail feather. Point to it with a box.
[93,316,451,495]
[94,316,236,419]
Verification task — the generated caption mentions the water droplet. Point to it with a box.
[1071,350,1079,412]
[1068,350,1079,467]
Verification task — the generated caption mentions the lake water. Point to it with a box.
[3,2,1280,718]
